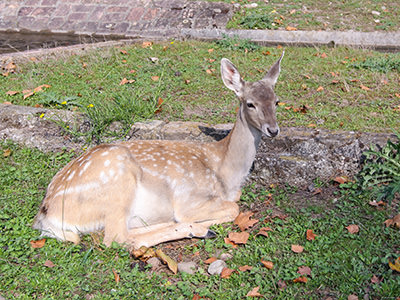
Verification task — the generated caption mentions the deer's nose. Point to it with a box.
[267,127,279,137]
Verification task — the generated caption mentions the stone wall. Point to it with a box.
[0,103,397,187]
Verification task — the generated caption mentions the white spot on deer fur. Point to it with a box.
[161,157,165,160]
[167,160,172,165]
[108,169,116,178]
[67,170,76,181]
[104,160,111,167]
[101,151,109,157]
[153,164,158,168]
[100,171,109,184]
[117,155,124,161]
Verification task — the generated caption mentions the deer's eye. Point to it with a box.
[246,102,256,109]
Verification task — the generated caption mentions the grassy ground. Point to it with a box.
[1,141,399,299]
[201,0,400,31]
[1,40,399,144]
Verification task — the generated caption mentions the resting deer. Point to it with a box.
[33,53,284,249]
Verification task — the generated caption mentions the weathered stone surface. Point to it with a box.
[177,261,197,274]
[0,104,397,187]
[207,259,226,275]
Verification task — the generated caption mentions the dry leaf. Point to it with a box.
[224,237,238,248]
[239,265,253,272]
[368,200,385,207]
[3,101,12,105]
[360,84,370,91]
[23,92,35,100]
[293,276,307,283]
[308,123,316,128]
[185,79,191,84]
[155,98,164,114]
[34,84,51,93]
[389,257,400,272]
[261,260,274,269]
[333,176,350,184]
[204,257,217,264]
[6,91,19,96]
[348,295,359,300]
[5,62,16,71]
[316,86,324,92]
[262,51,271,56]
[206,69,213,74]
[257,227,272,237]
[234,211,259,231]
[192,294,201,300]
[277,279,287,290]
[393,214,400,227]
[246,286,262,297]
[119,78,135,85]
[286,26,297,31]
[112,269,120,283]
[291,244,304,253]
[142,41,153,48]
[208,48,214,53]
[30,238,46,248]
[132,246,150,258]
[320,52,328,58]
[395,93,400,98]
[43,260,55,268]
[120,49,128,55]
[298,266,312,276]
[221,267,235,278]
[384,218,394,227]
[370,275,380,284]
[156,249,178,274]
[151,76,159,81]
[346,224,359,234]
[2,72,9,77]
[228,231,249,244]
[306,229,316,241]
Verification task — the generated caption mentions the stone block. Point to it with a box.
[68,12,88,21]
[48,17,65,29]
[126,7,145,22]
[72,4,95,13]
[41,0,58,5]
[142,8,160,21]
[53,4,71,17]
[32,7,56,17]
[18,7,35,17]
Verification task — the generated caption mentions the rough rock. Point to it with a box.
[219,253,233,261]
[177,261,197,274]
[146,257,161,270]
[208,259,227,275]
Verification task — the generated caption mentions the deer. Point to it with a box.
[33,52,284,249]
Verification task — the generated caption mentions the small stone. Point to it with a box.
[174,71,182,76]
[244,3,258,8]
[147,257,161,269]
[178,261,197,274]
[374,19,380,23]
[208,259,227,275]
[213,8,222,14]
[219,253,233,261]
[371,10,381,16]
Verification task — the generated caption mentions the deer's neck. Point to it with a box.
[217,107,262,199]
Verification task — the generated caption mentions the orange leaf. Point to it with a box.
[224,237,238,248]
[360,84,370,91]
[156,249,178,274]
[257,226,272,237]
[155,98,164,114]
[30,238,46,248]
[348,295,358,300]
[234,211,259,231]
[389,257,400,272]
[331,80,339,84]
[291,244,304,253]
[204,257,217,264]
[120,49,128,55]
[112,269,120,283]
[43,260,55,268]
[246,286,263,297]
[306,229,316,241]
[395,93,400,98]
[2,72,9,77]
[142,41,153,48]
[316,86,324,92]
[262,51,271,56]
[208,48,214,53]
[293,276,308,283]
[371,275,380,284]
[3,149,12,158]
[239,265,253,272]
[261,260,274,269]
[221,267,235,278]
[228,231,249,244]
[368,200,385,207]
[384,218,394,227]
[33,84,51,93]
[192,294,201,300]
[3,101,12,105]
[333,176,349,184]
[119,78,135,85]
[151,76,159,81]
[286,26,297,31]
[308,123,316,128]
[346,224,359,234]
[6,91,19,95]
[297,266,311,276]
[320,52,327,58]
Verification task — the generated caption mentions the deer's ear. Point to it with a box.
[263,51,284,86]
[221,58,244,97]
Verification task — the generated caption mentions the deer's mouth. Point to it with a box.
[262,124,280,138]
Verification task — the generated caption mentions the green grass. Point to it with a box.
[200,0,400,32]
[1,142,399,299]
[1,40,400,143]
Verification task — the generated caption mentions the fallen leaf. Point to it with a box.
[192,294,201,300]
[348,295,359,300]
[333,176,350,184]
[43,260,55,268]
[33,84,51,93]
[286,26,297,31]
[142,41,153,48]
[389,257,400,272]
[82,62,87,68]
[262,51,271,56]
[221,267,235,278]
[228,231,249,244]
[129,69,136,74]
[204,257,217,264]
[277,279,287,290]
[120,49,128,55]
[261,260,274,269]
[239,265,253,272]
[234,211,259,231]
[384,218,394,227]
[112,269,120,283]
[155,98,164,114]
[320,52,328,58]
[395,93,400,98]
[276,45,283,49]
[5,62,16,71]
[370,275,381,284]
[360,84,370,91]
[316,86,324,92]
[308,123,316,128]
[30,238,46,248]
[151,76,159,81]
[23,92,34,100]
[291,244,304,253]
[185,79,191,84]
[306,229,316,241]
[119,78,135,85]
[224,237,238,248]
[156,249,178,274]
[393,214,400,227]
[346,224,359,234]
[298,266,312,276]
[208,48,214,53]
[2,72,9,77]
[368,200,385,207]
[257,227,272,237]
[3,101,12,105]
[149,57,159,63]
[293,276,307,283]
[246,286,263,297]
[132,246,150,258]
[312,188,322,195]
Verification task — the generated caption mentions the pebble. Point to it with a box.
[371,10,381,16]
[178,261,197,274]
[208,260,227,275]
[146,257,161,269]
[244,3,258,8]
[219,253,233,261]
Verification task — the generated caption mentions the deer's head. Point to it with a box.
[221,52,284,138]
